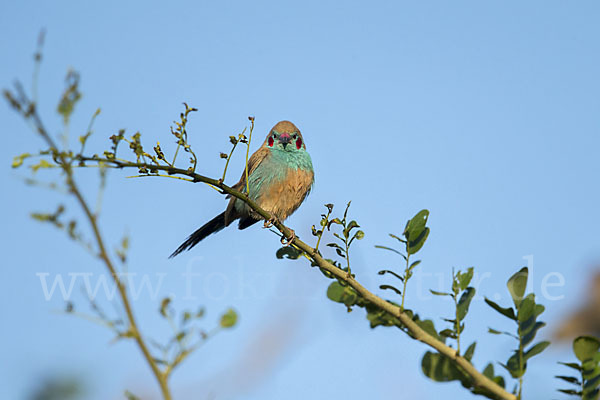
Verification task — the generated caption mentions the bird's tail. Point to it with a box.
[169,212,226,258]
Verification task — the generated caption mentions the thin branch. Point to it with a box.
[22,103,172,400]
[75,155,516,400]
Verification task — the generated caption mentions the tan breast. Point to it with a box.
[257,168,314,221]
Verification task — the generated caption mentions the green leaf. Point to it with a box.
[457,267,474,291]
[414,318,443,342]
[457,287,476,321]
[524,341,550,361]
[326,282,358,307]
[439,329,456,338]
[327,218,342,229]
[484,298,516,320]
[159,297,171,318]
[558,361,582,371]
[407,227,430,255]
[353,230,365,240]
[533,304,545,319]
[555,375,581,384]
[502,351,525,378]
[574,336,600,362]
[507,267,528,307]
[517,293,535,322]
[378,269,404,281]
[182,311,192,323]
[409,260,421,271]
[521,321,546,347]
[220,308,238,328]
[558,389,582,395]
[430,289,451,296]
[482,363,495,379]
[344,220,360,238]
[11,152,31,168]
[380,285,402,296]
[463,341,476,361]
[57,70,82,124]
[421,351,463,382]
[374,245,404,257]
[488,328,502,335]
[326,281,345,302]
[404,209,429,241]
[275,246,303,260]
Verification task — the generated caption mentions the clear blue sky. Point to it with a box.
[2,1,599,399]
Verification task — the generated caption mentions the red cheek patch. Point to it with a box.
[268,136,274,147]
[296,138,302,149]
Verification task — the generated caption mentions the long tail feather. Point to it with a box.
[169,212,226,258]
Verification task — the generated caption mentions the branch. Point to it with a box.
[76,156,515,400]
[21,103,173,400]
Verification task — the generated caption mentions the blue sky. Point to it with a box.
[2,1,600,399]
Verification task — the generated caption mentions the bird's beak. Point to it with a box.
[278,133,292,149]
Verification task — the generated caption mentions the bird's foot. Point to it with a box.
[281,229,296,246]
[263,216,278,229]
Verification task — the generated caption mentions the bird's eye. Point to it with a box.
[272,133,277,139]
[292,134,298,139]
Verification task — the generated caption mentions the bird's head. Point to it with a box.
[264,121,306,152]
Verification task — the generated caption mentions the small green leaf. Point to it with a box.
[558,389,582,395]
[326,282,358,307]
[275,246,303,260]
[430,289,451,296]
[182,311,192,323]
[409,260,421,271]
[439,329,456,338]
[502,351,525,378]
[555,375,581,384]
[327,218,342,229]
[558,361,582,371]
[379,284,402,296]
[159,297,171,318]
[374,245,404,257]
[344,220,360,237]
[353,230,365,240]
[414,318,443,342]
[457,287,476,321]
[220,308,238,328]
[488,328,502,335]
[521,321,546,347]
[574,336,600,362]
[175,331,186,342]
[463,341,476,361]
[484,298,516,320]
[407,227,430,255]
[404,209,429,241]
[517,294,535,322]
[507,267,528,306]
[11,153,31,168]
[457,267,474,291]
[524,341,550,361]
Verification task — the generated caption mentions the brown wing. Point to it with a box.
[230,146,270,192]
[224,146,271,225]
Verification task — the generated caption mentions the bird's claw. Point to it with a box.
[263,216,278,229]
[281,229,296,246]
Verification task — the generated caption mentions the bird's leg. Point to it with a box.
[281,229,296,246]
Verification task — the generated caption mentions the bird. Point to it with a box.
[170,120,314,258]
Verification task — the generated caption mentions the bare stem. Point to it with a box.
[244,118,254,195]
[23,104,172,400]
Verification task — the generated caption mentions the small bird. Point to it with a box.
[170,121,314,257]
